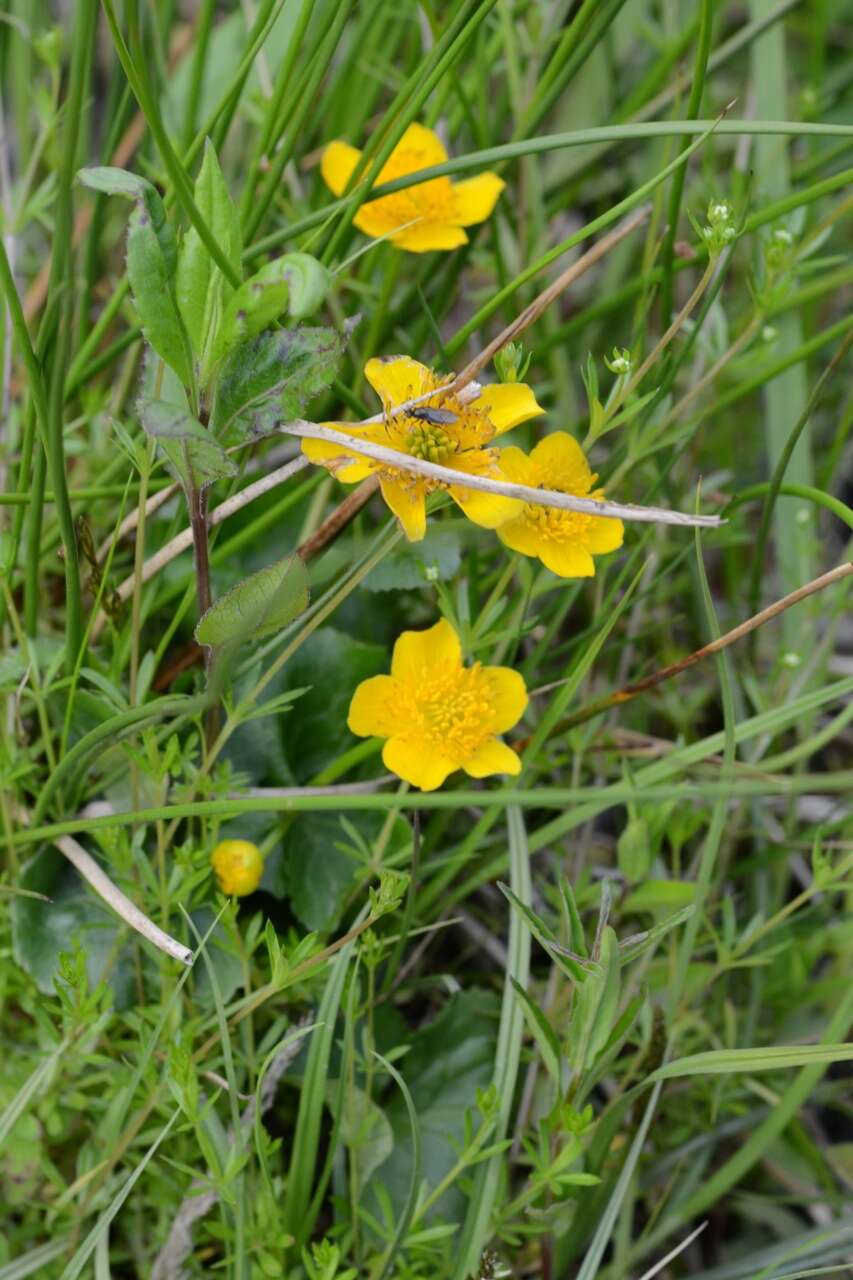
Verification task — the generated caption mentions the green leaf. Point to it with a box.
[499,882,589,984]
[139,398,237,496]
[276,628,387,781]
[79,166,192,381]
[510,978,562,1088]
[570,926,621,1075]
[211,325,345,440]
[622,880,696,914]
[195,553,309,647]
[617,817,651,884]
[366,989,500,1226]
[559,875,588,957]
[126,204,191,383]
[176,141,242,364]
[10,848,135,1004]
[619,903,695,963]
[648,1043,853,1082]
[209,252,331,369]
[275,810,411,931]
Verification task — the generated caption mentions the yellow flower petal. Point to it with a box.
[475,382,545,433]
[364,355,435,408]
[383,736,456,791]
[483,666,528,733]
[496,445,540,487]
[392,617,461,681]
[530,431,593,494]
[392,122,449,169]
[452,172,506,226]
[462,737,522,779]
[301,433,374,482]
[391,222,468,252]
[450,482,520,529]
[348,675,401,738]
[539,541,596,578]
[496,517,544,558]
[351,201,406,240]
[380,476,427,541]
[586,514,624,554]
[321,140,362,197]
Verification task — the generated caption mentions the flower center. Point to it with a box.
[399,665,493,760]
[522,501,592,542]
[405,421,458,464]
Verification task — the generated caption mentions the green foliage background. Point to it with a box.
[0,1,852,1277]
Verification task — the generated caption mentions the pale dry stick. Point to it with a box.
[279,420,723,528]
[443,204,652,398]
[659,313,763,430]
[335,207,653,434]
[552,560,853,733]
[605,255,720,428]
[52,833,192,965]
[95,440,303,562]
[90,455,310,638]
[634,1221,709,1280]
[98,477,181,562]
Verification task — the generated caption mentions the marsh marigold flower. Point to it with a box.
[497,432,624,577]
[211,839,264,896]
[321,122,504,252]
[302,354,543,541]
[348,618,528,791]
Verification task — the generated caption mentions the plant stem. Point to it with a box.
[189,487,212,623]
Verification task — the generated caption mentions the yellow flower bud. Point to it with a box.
[210,839,264,896]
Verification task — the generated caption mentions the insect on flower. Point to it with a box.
[409,406,459,426]
[301,354,544,541]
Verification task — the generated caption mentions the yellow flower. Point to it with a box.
[321,122,504,252]
[211,839,264,896]
[348,618,527,791]
[302,354,543,541]
[497,433,624,577]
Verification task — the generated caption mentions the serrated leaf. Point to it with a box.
[139,398,237,495]
[209,253,331,370]
[211,325,345,440]
[176,141,242,365]
[195,553,309,647]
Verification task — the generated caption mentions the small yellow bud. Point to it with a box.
[211,839,264,896]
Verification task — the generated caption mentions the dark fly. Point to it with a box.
[410,406,458,426]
